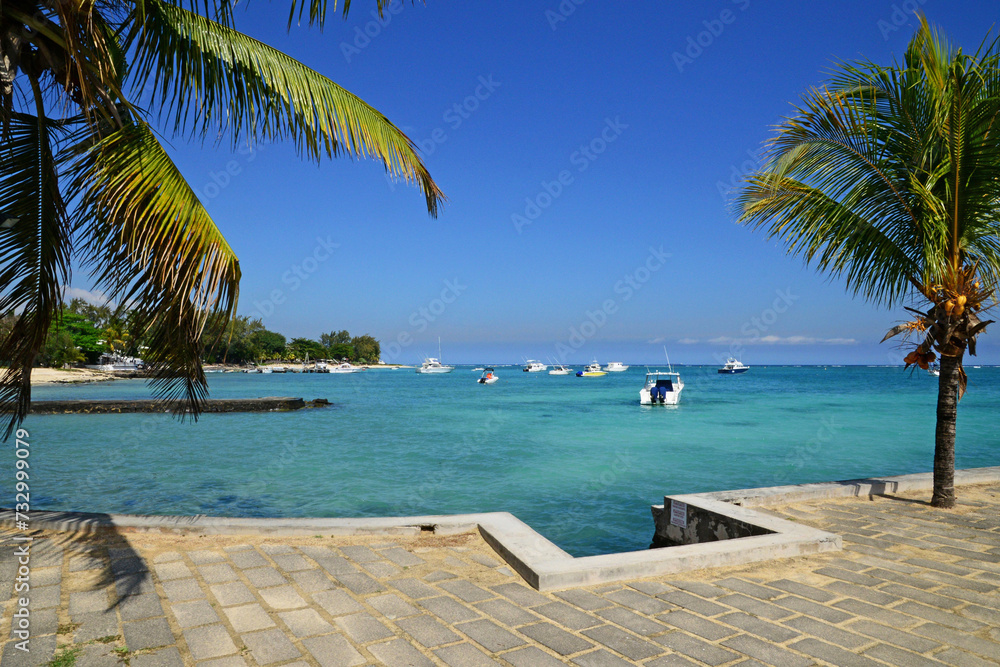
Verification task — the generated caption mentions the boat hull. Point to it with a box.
[639,388,682,405]
[718,368,749,374]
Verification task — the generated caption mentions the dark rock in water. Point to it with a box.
[29,397,333,415]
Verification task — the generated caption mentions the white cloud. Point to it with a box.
[645,336,667,344]
[63,287,113,307]
[677,338,699,344]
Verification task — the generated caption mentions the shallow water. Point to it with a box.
[11,365,1000,556]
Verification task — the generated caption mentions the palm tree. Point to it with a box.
[1,0,444,434]
[736,17,999,508]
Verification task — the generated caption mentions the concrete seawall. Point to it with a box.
[29,396,331,414]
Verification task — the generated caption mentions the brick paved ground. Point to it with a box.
[1,483,998,666]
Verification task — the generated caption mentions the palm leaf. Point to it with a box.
[0,111,72,435]
[67,117,240,414]
[125,0,443,215]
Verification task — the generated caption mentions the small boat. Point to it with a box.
[604,362,629,372]
[257,367,273,374]
[523,360,547,372]
[548,365,573,375]
[477,368,499,384]
[313,361,330,373]
[416,358,454,374]
[928,364,940,377]
[718,357,749,374]
[640,371,684,405]
[576,361,607,377]
[329,362,363,373]
[472,367,485,371]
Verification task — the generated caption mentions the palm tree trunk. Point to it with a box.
[932,353,962,508]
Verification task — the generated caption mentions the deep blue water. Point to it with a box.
[8,365,1000,557]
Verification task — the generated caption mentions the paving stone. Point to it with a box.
[397,614,462,648]
[258,585,307,610]
[789,638,885,667]
[434,643,499,667]
[28,584,60,609]
[863,567,939,589]
[664,580,728,599]
[368,592,421,619]
[131,647,185,667]
[571,649,635,667]
[110,557,147,576]
[315,556,358,575]
[863,643,945,667]
[959,603,1000,626]
[782,615,867,648]
[414,595,478,624]
[381,547,425,568]
[340,545,380,562]
[825,580,901,606]
[658,591,729,616]
[425,570,458,582]
[653,630,739,666]
[720,634,812,667]
[311,588,364,616]
[360,559,402,577]
[170,599,220,628]
[912,622,1000,661]
[466,552,499,568]
[197,563,238,584]
[119,593,165,621]
[161,578,205,601]
[335,572,385,595]
[242,627,302,664]
[715,593,792,621]
[934,647,999,667]
[260,544,296,555]
[367,638,435,667]
[581,624,663,660]
[296,545,338,560]
[279,608,334,637]
[881,583,965,609]
[519,622,594,655]
[335,612,395,643]
[272,554,312,572]
[554,589,614,611]
[715,578,782,600]
[242,566,287,588]
[644,655,703,667]
[154,561,192,581]
[764,578,837,602]
[224,603,276,633]
[474,598,538,626]
[597,606,667,636]
[770,592,853,623]
[535,601,603,630]
[501,646,568,667]
[73,609,119,643]
[0,633,56,666]
[302,634,366,667]
[491,582,549,607]
[845,619,940,653]
[69,589,110,618]
[188,550,226,565]
[603,588,672,614]
[392,577,439,600]
[228,549,269,569]
[210,581,255,606]
[895,601,985,631]
[153,552,183,563]
[76,643,123,667]
[123,616,175,651]
[29,567,62,587]
[456,618,524,652]
[439,579,494,603]
[832,597,920,628]
[657,610,734,641]
[69,554,106,572]
[116,570,157,597]
[289,568,335,592]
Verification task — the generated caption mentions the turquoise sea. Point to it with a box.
[11,365,1000,557]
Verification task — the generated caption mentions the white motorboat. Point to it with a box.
[640,371,684,405]
[718,357,749,374]
[548,365,573,375]
[329,362,363,373]
[576,361,607,377]
[257,367,273,374]
[477,368,499,384]
[604,362,629,372]
[928,364,940,377]
[416,358,454,374]
[523,360,547,372]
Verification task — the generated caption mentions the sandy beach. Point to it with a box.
[30,367,120,385]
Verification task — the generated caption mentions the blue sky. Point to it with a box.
[73,0,1000,365]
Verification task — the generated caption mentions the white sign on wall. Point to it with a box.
[670,500,688,528]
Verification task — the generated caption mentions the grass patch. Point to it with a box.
[46,646,82,667]
[92,634,121,644]
[56,622,81,635]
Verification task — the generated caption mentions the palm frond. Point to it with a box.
[66,118,240,414]
[125,0,443,215]
[0,111,72,435]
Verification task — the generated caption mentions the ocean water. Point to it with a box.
[12,365,1000,557]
